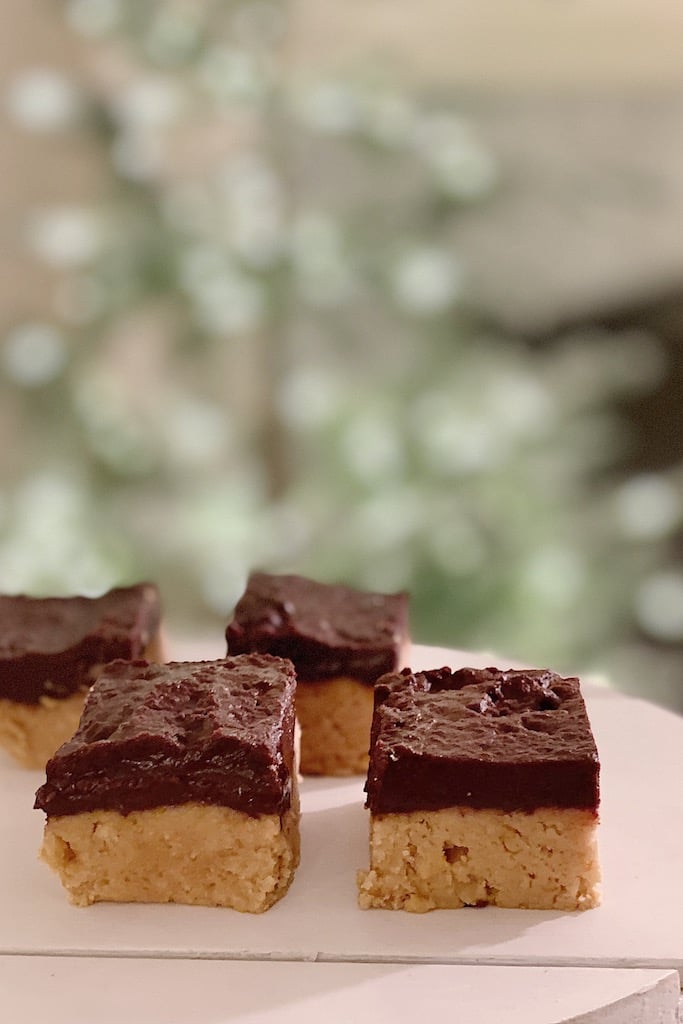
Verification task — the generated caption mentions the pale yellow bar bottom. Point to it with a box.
[296,676,374,776]
[41,791,300,913]
[358,804,601,912]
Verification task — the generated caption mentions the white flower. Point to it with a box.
[635,572,683,642]
[392,246,462,315]
[193,270,266,335]
[289,213,354,307]
[230,205,284,268]
[164,398,231,467]
[340,411,404,482]
[417,409,502,474]
[178,482,261,564]
[352,490,421,551]
[112,78,184,130]
[144,9,202,66]
[219,156,285,267]
[0,471,122,596]
[482,367,553,437]
[201,561,252,617]
[26,206,101,268]
[292,80,360,135]
[6,69,80,133]
[413,112,497,199]
[277,366,342,430]
[615,474,681,541]
[428,139,497,200]
[2,323,67,387]
[112,130,164,182]
[198,48,266,104]
[522,547,585,608]
[412,112,470,156]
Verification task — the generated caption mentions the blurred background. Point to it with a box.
[1,1,682,711]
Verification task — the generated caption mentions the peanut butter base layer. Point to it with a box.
[295,677,374,776]
[0,634,164,771]
[41,797,301,913]
[0,692,88,770]
[358,805,601,912]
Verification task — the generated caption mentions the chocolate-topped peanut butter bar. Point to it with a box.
[35,655,300,912]
[226,572,410,775]
[0,583,162,768]
[359,666,601,912]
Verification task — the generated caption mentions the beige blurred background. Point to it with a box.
[4,1,683,331]
[1,1,682,710]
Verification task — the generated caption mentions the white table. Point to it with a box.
[1,645,681,1022]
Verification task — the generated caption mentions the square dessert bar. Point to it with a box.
[34,655,300,912]
[358,666,601,912]
[0,583,162,769]
[226,572,410,775]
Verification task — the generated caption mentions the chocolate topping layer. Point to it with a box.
[226,572,408,683]
[365,666,600,814]
[34,655,297,819]
[0,584,161,704]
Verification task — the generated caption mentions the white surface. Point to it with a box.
[0,958,679,1024]
[1,646,682,983]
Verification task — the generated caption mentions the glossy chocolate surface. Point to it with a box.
[0,584,161,705]
[365,666,600,814]
[0,584,161,704]
[34,655,297,819]
[226,572,408,683]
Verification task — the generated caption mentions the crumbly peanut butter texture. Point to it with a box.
[358,805,601,912]
[41,800,300,912]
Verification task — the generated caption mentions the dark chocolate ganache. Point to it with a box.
[34,655,297,819]
[0,583,161,704]
[365,666,600,815]
[226,572,409,683]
